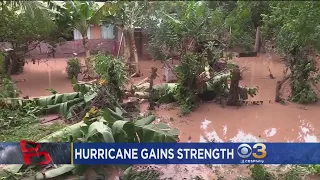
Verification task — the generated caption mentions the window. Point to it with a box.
[73,27,91,40]
[101,24,115,39]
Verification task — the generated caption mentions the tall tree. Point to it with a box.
[225,1,270,52]
[62,1,104,76]
[0,1,58,75]
[144,1,214,60]
[102,1,150,76]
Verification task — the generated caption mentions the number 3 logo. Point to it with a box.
[253,143,267,159]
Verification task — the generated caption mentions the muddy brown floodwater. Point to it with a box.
[11,54,320,180]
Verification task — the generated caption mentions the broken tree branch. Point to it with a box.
[148,67,158,110]
[275,73,291,103]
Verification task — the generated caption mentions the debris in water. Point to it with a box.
[200,119,211,130]
[264,128,277,138]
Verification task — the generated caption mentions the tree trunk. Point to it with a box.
[82,34,94,77]
[275,74,291,103]
[6,56,12,77]
[260,35,266,53]
[227,67,242,106]
[148,67,158,110]
[123,30,132,64]
[254,26,261,53]
[130,30,140,75]
[6,50,24,75]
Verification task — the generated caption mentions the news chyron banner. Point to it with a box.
[73,143,320,164]
[0,140,71,165]
[0,142,320,165]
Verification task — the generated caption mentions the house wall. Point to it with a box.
[0,25,123,59]
[27,39,123,59]
[0,25,153,60]
[90,25,102,39]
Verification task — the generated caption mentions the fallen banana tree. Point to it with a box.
[0,78,121,122]
[1,106,179,179]
[132,71,258,104]
[0,77,179,179]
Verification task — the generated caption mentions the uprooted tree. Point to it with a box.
[138,1,258,114]
[0,53,179,179]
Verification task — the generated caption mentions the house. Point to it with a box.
[26,24,150,60]
[26,24,119,58]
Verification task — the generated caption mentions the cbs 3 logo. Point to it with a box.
[237,143,267,159]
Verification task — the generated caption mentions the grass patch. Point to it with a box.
[122,169,161,180]
[0,122,67,142]
[0,108,66,142]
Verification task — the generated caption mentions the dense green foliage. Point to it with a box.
[263,1,320,103]
[174,53,202,114]
[94,54,128,101]
[0,78,20,98]
[0,51,6,76]
[145,1,213,60]
[224,1,269,51]
[0,1,64,74]
[1,1,320,179]
[1,79,179,179]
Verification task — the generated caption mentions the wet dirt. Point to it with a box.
[10,54,320,180]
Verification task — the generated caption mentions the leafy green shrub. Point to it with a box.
[66,58,81,79]
[174,53,202,115]
[250,165,275,180]
[289,55,319,104]
[0,51,6,76]
[307,165,320,175]
[281,167,303,180]
[0,78,20,98]
[94,54,128,101]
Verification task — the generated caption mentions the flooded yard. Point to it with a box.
[10,53,320,179]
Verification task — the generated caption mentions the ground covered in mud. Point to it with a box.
[9,54,320,180]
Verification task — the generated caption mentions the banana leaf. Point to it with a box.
[84,92,98,103]
[122,166,133,180]
[154,83,177,91]
[134,115,155,126]
[4,122,85,174]
[39,121,85,142]
[205,73,231,91]
[33,93,83,106]
[35,165,75,179]
[85,121,115,142]
[28,93,86,117]
[102,108,125,124]
[71,77,94,94]
[136,83,177,92]
[44,98,84,117]
[111,120,136,142]
[115,107,124,117]
[135,122,179,143]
